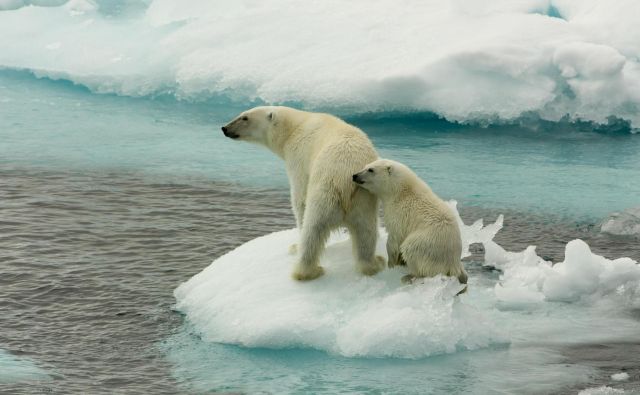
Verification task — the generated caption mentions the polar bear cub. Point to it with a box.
[353,159,468,288]
[222,106,385,281]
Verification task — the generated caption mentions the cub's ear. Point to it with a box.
[268,111,274,121]
[386,166,392,175]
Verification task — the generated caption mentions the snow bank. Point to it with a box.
[1,0,639,129]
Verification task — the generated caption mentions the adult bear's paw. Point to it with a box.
[358,255,386,276]
[292,263,325,281]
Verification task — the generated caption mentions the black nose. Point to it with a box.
[221,126,228,133]
[352,174,358,181]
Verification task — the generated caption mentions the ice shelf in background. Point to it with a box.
[1,0,639,129]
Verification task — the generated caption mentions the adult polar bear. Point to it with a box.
[221,106,385,281]
[353,159,467,288]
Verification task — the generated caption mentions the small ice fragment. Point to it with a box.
[611,372,629,381]
[601,207,640,237]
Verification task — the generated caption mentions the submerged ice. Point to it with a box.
[1,0,640,129]
[0,349,49,383]
[174,203,640,359]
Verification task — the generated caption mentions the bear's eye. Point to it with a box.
[241,116,248,121]
[368,168,374,173]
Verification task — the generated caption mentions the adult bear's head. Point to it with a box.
[221,106,276,144]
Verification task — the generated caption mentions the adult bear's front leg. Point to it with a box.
[287,171,307,255]
[289,180,306,230]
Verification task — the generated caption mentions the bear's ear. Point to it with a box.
[268,111,274,122]
[386,166,392,175]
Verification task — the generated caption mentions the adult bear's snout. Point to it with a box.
[221,126,239,139]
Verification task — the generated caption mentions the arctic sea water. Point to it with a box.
[3,69,640,394]
[2,1,640,394]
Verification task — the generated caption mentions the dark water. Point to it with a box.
[1,165,639,394]
[0,166,292,394]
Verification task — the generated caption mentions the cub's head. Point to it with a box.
[221,106,276,144]
[352,158,408,195]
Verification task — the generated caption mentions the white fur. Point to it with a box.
[353,159,467,287]
[222,106,385,281]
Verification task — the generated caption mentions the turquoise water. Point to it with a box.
[2,70,639,220]
[357,116,640,219]
[163,323,591,395]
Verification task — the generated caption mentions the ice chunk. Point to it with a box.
[601,207,640,237]
[480,215,640,306]
[487,241,550,304]
[174,228,506,359]
[611,372,629,381]
[447,200,503,258]
[492,238,640,305]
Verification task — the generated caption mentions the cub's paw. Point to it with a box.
[358,255,386,276]
[292,264,325,281]
[288,243,298,255]
[388,255,407,268]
